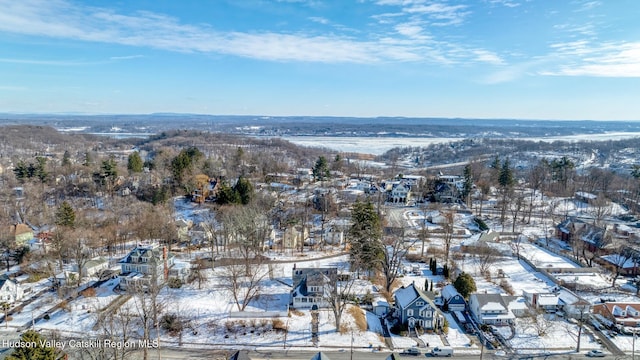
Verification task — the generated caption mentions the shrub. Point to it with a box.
[272,318,286,331]
[81,287,96,297]
[160,313,183,336]
[168,278,182,289]
[43,314,50,320]
[348,306,367,332]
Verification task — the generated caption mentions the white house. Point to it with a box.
[468,293,516,325]
[290,267,337,309]
[79,257,109,278]
[118,243,175,291]
[0,275,24,304]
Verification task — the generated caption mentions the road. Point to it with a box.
[129,348,624,360]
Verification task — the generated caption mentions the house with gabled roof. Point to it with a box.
[593,302,640,327]
[118,243,174,291]
[10,223,34,247]
[468,293,516,325]
[290,267,337,309]
[0,274,24,303]
[440,284,466,312]
[393,283,444,330]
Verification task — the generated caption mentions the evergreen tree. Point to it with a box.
[430,280,434,292]
[34,156,48,183]
[425,278,429,291]
[312,156,330,182]
[348,200,384,274]
[233,176,254,205]
[12,160,29,181]
[62,150,71,167]
[461,164,473,205]
[453,272,477,299]
[443,264,449,279]
[55,201,76,228]
[499,158,515,188]
[7,330,59,360]
[127,151,144,173]
[216,181,240,205]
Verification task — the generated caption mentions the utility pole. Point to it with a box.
[350,331,354,360]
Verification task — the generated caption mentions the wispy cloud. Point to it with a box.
[0,57,95,66]
[486,0,521,8]
[574,0,601,12]
[542,41,640,77]
[308,16,329,25]
[0,0,499,66]
[110,55,144,61]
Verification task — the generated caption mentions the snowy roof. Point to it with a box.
[505,296,528,311]
[575,191,597,199]
[601,254,638,269]
[310,352,332,360]
[441,284,461,301]
[229,350,251,360]
[394,283,428,308]
[472,293,508,312]
[537,294,560,306]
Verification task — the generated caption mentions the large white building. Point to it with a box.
[0,275,24,304]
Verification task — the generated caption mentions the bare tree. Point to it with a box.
[473,242,500,276]
[323,269,356,331]
[588,195,612,227]
[609,247,637,287]
[130,276,163,360]
[442,211,455,264]
[522,308,556,337]
[509,191,525,233]
[219,261,268,312]
[380,229,416,292]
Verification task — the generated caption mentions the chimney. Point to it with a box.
[163,246,168,281]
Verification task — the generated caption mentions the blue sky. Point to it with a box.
[0,0,639,120]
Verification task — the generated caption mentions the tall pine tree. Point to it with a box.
[348,200,384,275]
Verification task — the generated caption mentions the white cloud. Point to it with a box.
[0,0,500,66]
[487,0,521,8]
[543,41,640,77]
[473,49,504,65]
[110,55,144,60]
[308,16,329,25]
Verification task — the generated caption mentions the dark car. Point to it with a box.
[400,348,421,356]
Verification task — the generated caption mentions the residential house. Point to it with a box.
[10,223,33,247]
[440,284,466,312]
[600,253,640,276]
[118,243,175,291]
[393,283,444,330]
[593,302,640,327]
[388,182,411,204]
[468,293,516,325]
[283,225,309,249]
[80,257,109,278]
[0,275,24,303]
[505,296,528,317]
[523,291,560,313]
[290,267,337,309]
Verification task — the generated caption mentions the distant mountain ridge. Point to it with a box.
[1,113,640,139]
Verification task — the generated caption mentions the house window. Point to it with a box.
[416,301,424,306]
[408,309,414,316]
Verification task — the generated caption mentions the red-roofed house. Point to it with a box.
[593,302,640,327]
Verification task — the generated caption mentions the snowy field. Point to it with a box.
[280,133,640,156]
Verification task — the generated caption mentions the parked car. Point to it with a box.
[431,347,453,357]
[400,348,421,356]
[586,350,606,357]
